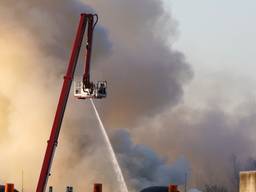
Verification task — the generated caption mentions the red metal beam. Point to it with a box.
[83,14,95,86]
[36,14,88,192]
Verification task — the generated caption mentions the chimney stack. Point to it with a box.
[4,184,14,192]
[49,186,53,192]
[66,186,73,192]
[93,183,102,192]
[168,185,179,192]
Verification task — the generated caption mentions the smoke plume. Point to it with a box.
[0,0,191,191]
[83,0,192,127]
[112,129,189,191]
[132,102,256,190]
[1,0,255,192]
[0,0,111,191]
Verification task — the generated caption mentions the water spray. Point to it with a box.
[90,99,129,192]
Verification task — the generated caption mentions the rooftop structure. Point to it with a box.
[240,171,256,192]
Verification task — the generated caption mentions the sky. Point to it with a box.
[165,0,256,109]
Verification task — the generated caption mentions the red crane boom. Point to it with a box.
[36,13,106,192]
[83,14,97,88]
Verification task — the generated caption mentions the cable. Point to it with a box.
[93,14,98,30]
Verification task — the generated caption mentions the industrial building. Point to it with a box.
[140,185,180,192]
[240,171,256,192]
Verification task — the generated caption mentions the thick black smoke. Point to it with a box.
[111,129,189,191]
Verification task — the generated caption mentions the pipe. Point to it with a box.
[168,185,178,192]
[4,184,14,192]
[93,183,102,192]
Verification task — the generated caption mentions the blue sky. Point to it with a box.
[164,0,256,109]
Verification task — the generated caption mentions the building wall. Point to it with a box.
[240,171,256,192]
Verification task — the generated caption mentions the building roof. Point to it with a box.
[140,186,169,192]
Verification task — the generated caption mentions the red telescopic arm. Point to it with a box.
[83,14,96,86]
[36,14,87,192]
